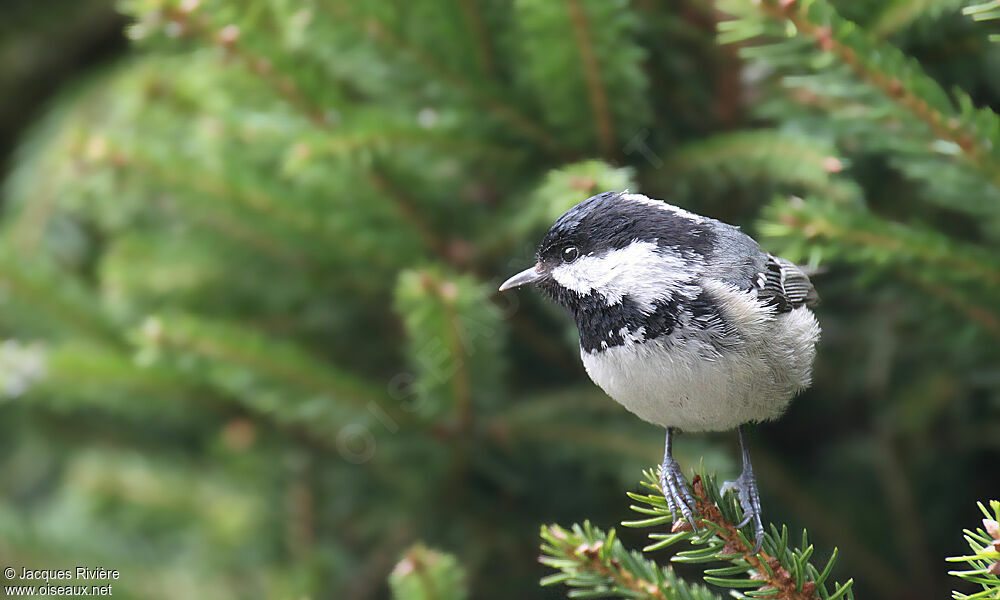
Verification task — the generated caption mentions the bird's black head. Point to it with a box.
[499,191,717,350]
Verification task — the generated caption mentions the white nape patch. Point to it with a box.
[550,240,697,312]
[622,193,705,224]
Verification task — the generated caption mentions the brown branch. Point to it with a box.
[416,270,474,431]
[163,5,460,265]
[98,144,317,267]
[565,0,616,158]
[712,9,744,127]
[285,456,315,558]
[154,323,393,419]
[684,476,821,600]
[750,448,904,597]
[0,261,122,349]
[779,211,1000,288]
[163,5,328,127]
[872,430,936,591]
[455,0,497,77]
[366,169,452,261]
[12,159,61,255]
[903,272,1000,340]
[324,1,565,156]
[751,0,1000,185]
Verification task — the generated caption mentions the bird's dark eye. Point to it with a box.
[561,246,580,263]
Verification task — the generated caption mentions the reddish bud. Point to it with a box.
[671,520,694,533]
[983,518,999,541]
[218,24,239,45]
[569,175,597,192]
[815,27,834,51]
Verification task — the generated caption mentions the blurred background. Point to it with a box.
[1,0,998,598]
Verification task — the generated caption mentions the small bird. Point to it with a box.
[499,191,820,549]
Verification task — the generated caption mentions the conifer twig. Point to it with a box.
[144,314,396,420]
[624,469,854,600]
[455,0,497,77]
[161,4,329,127]
[947,500,1000,599]
[159,4,462,266]
[908,276,1000,340]
[669,476,821,600]
[366,168,452,262]
[540,520,721,600]
[413,270,474,430]
[323,1,566,156]
[541,469,854,600]
[542,524,667,599]
[745,0,1000,184]
[768,200,1000,288]
[565,0,616,158]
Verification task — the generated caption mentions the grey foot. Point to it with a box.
[659,457,698,528]
[721,470,765,553]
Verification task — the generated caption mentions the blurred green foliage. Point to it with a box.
[0,1,998,599]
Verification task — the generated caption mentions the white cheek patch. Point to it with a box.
[550,240,697,312]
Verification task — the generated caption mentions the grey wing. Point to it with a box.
[756,255,819,312]
[702,220,818,311]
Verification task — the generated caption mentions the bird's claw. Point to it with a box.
[659,457,698,529]
[721,471,765,553]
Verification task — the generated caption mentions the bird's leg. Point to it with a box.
[659,427,698,528]
[721,425,765,552]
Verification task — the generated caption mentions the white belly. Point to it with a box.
[580,307,819,432]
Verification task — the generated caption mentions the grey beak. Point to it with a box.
[499,264,544,291]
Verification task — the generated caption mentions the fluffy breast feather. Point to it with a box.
[580,280,820,431]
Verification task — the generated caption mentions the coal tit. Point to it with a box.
[500,191,820,549]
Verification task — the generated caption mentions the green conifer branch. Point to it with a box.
[91,134,427,277]
[903,273,1000,340]
[454,0,496,78]
[320,1,566,155]
[144,2,329,127]
[540,520,721,600]
[722,0,1000,188]
[946,500,1000,599]
[660,131,860,204]
[366,168,452,263]
[625,470,853,600]
[873,0,969,37]
[389,544,469,600]
[0,248,122,348]
[540,470,854,600]
[564,0,617,158]
[964,1,1000,40]
[394,268,505,426]
[514,0,649,153]
[759,197,1000,290]
[97,145,316,267]
[125,3,478,265]
[15,342,194,419]
[761,197,1000,339]
[136,313,399,432]
[760,199,1000,337]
